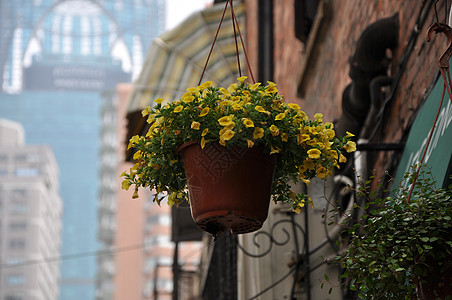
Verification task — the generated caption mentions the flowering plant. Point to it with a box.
[121,77,356,210]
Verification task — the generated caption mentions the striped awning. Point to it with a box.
[127,1,246,113]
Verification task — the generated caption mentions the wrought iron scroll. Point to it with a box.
[234,218,306,258]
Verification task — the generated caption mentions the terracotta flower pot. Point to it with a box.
[179,141,277,236]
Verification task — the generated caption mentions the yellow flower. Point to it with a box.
[344,141,357,153]
[227,83,238,93]
[255,105,265,112]
[202,128,209,136]
[249,82,261,90]
[288,103,300,110]
[308,126,320,135]
[253,127,264,139]
[237,76,247,83]
[316,166,332,179]
[174,105,183,113]
[187,87,199,94]
[297,110,309,121]
[270,146,280,154]
[281,133,289,142]
[219,87,231,97]
[191,121,200,130]
[146,114,155,124]
[199,107,210,117]
[297,134,311,144]
[339,153,347,163]
[154,97,164,104]
[293,203,304,214]
[132,189,139,199]
[301,178,311,185]
[242,118,254,127]
[201,137,207,149]
[266,85,278,93]
[232,103,243,111]
[306,139,318,146]
[182,94,195,103]
[142,106,152,117]
[121,179,131,190]
[267,81,276,87]
[314,113,323,122]
[128,135,140,150]
[199,81,213,90]
[324,129,335,140]
[270,125,280,136]
[324,122,334,129]
[275,113,286,120]
[133,150,142,160]
[220,129,235,141]
[346,131,355,138]
[255,106,271,115]
[218,115,235,127]
[329,150,339,160]
[307,148,321,159]
[247,139,254,148]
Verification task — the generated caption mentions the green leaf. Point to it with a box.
[416,244,424,254]
[324,274,329,281]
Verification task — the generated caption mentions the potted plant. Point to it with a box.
[332,167,452,299]
[121,77,356,236]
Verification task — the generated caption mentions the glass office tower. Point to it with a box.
[0,1,166,299]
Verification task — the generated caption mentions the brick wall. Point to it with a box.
[246,0,449,177]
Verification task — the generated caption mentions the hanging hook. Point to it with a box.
[427,22,452,68]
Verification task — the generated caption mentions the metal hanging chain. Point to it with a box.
[198,0,255,85]
[407,22,452,203]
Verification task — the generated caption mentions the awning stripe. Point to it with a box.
[127,1,245,112]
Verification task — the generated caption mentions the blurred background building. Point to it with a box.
[0,119,62,300]
[0,1,166,299]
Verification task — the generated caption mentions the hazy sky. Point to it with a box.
[166,0,213,30]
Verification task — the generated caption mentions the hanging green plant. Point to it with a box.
[331,166,452,299]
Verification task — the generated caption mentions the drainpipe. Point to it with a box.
[336,14,399,188]
[336,13,399,141]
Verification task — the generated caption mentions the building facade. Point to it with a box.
[0,1,166,299]
[235,0,452,299]
[0,119,62,300]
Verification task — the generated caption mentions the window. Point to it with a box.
[5,258,25,266]
[15,168,40,176]
[146,214,171,227]
[9,239,25,250]
[9,201,28,214]
[295,0,320,43]
[6,274,25,286]
[5,295,23,300]
[9,222,27,230]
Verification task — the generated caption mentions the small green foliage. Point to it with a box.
[334,166,452,299]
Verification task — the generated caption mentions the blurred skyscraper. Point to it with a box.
[0,119,62,300]
[0,1,166,299]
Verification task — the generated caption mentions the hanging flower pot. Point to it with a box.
[120,78,356,236]
[179,141,277,235]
